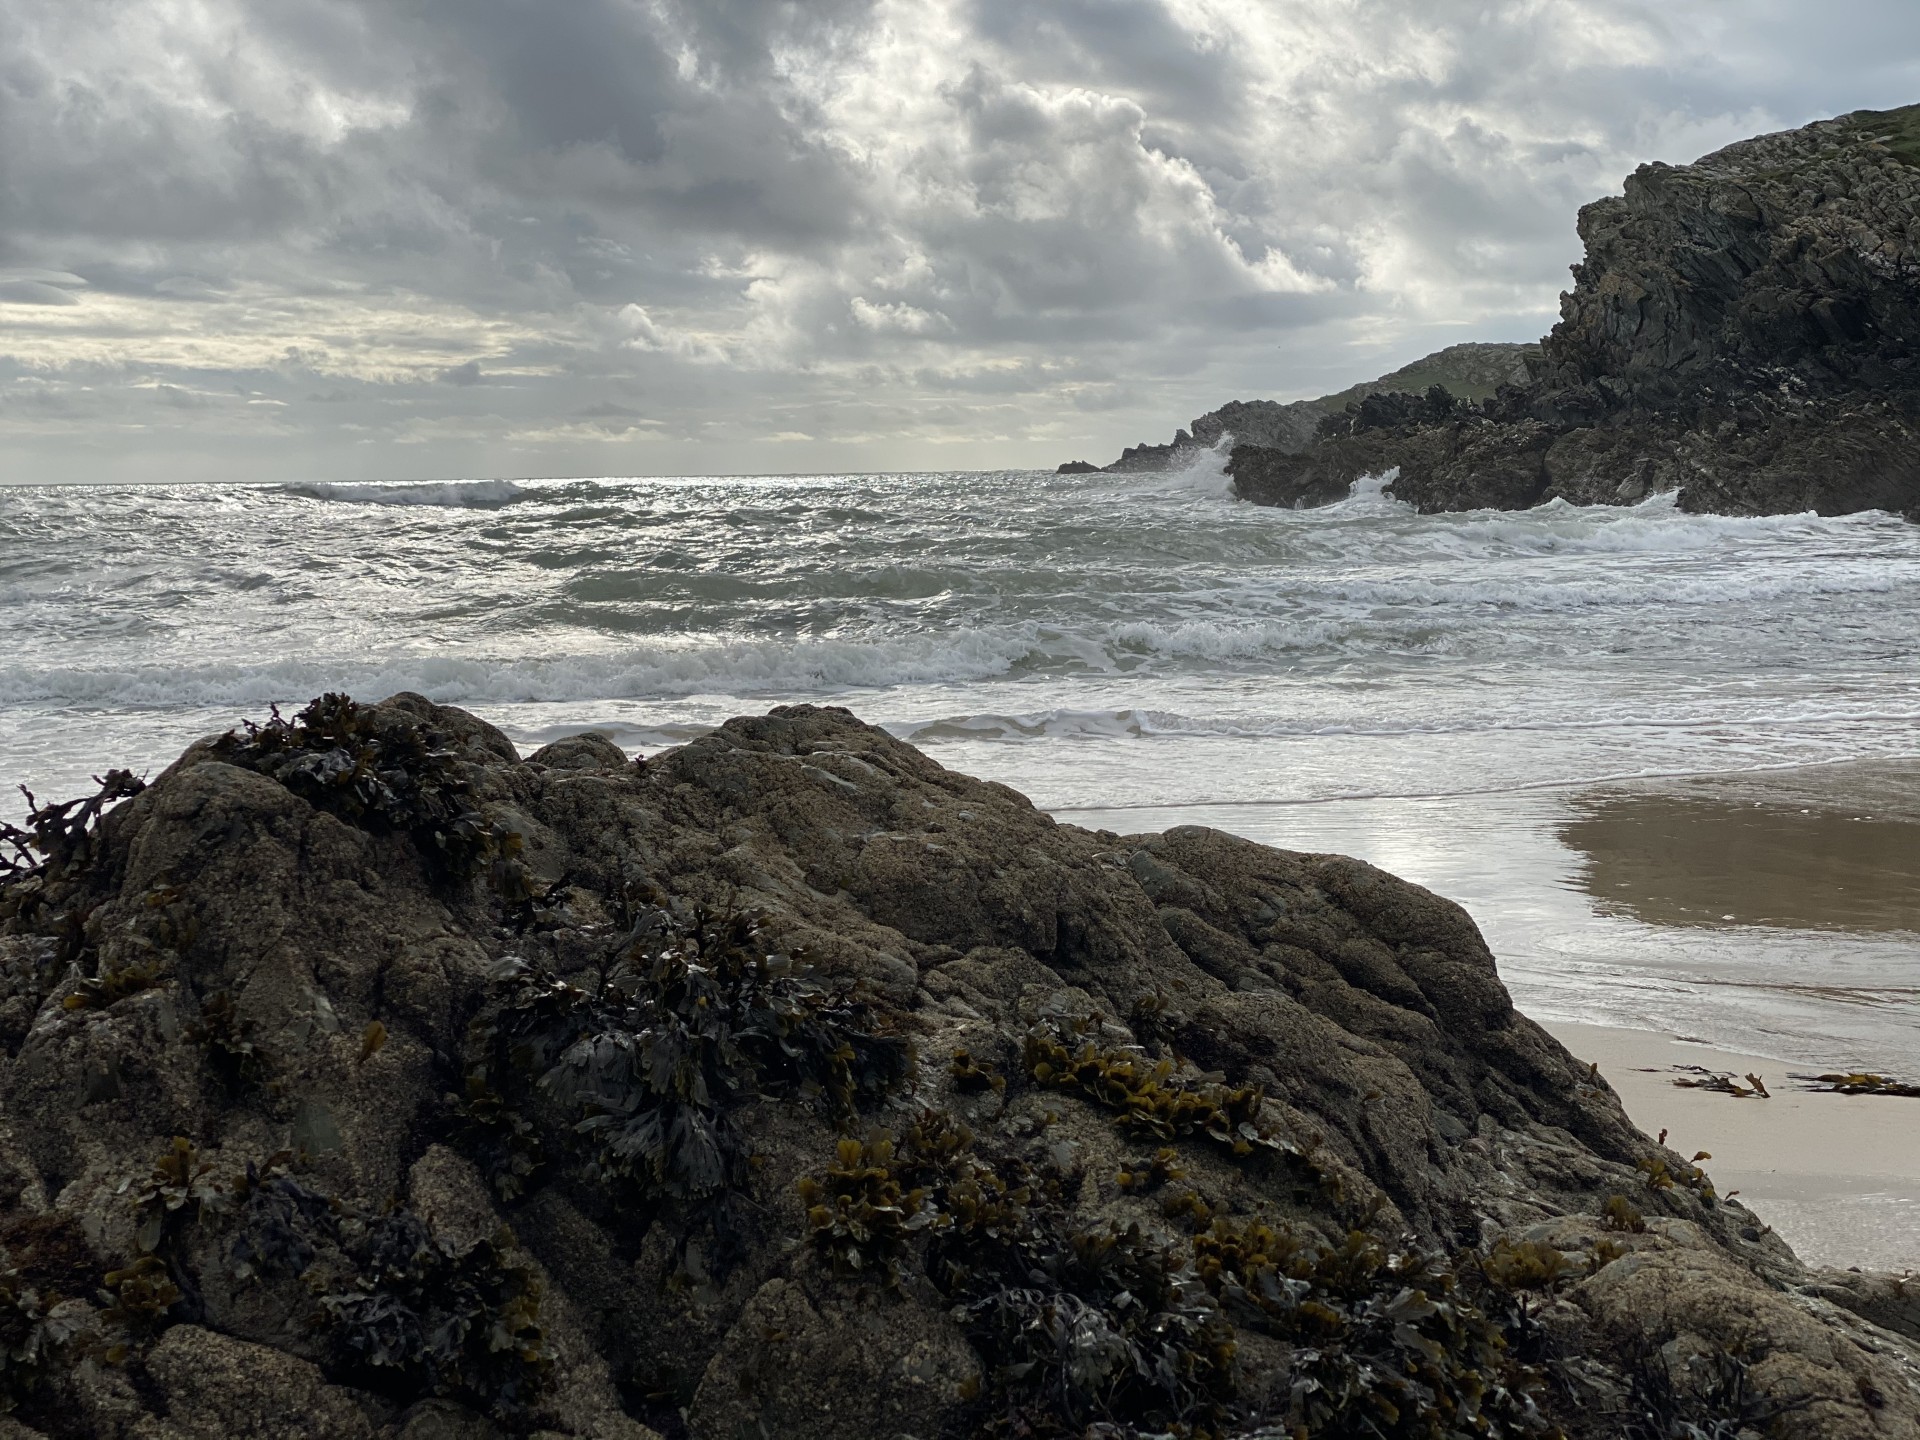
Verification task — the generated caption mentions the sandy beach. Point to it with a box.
[1552,761,1920,1271]
[1545,1021,1920,1272]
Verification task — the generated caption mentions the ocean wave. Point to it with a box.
[888,704,1920,746]
[0,632,1053,709]
[1107,617,1349,659]
[280,479,532,508]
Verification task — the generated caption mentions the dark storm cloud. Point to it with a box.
[1,0,1917,482]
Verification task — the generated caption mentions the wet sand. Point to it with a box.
[1549,760,1920,1271]
[1545,1021,1920,1272]
[1563,758,1920,933]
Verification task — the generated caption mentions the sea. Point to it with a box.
[4,455,1918,1075]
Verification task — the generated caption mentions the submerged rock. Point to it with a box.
[0,693,1914,1437]
[1231,105,1920,518]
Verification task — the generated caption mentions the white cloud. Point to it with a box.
[850,297,948,334]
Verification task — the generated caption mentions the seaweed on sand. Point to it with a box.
[1791,1071,1920,1097]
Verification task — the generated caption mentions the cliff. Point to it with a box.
[1,694,1915,1438]
[1061,343,1539,474]
[1229,105,1920,517]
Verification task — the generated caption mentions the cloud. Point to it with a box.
[2,0,1917,480]
[0,280,82,305]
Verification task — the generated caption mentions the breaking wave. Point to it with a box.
[280,479,531,507]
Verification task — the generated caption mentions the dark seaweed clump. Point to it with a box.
[0,770,145,908]
[212,694,487,878]
[1619,1340,1807,1440]
[0,1216,101,1417]
[1792,1070,1920,1098]
[1024,1025,1287,1158]
[0,771,147,1016]
[109,1142,552,1422]
[226,1152,551,1419]
[313,1211,549,1416]
[468,896,911,1266]
[800,1110,1554,1440]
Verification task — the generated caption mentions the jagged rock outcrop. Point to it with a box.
[1081,343,1539,475]
[1,694,1915,1438]
[1232,105,1920,517]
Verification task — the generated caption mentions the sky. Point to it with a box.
[3,0,1919,484]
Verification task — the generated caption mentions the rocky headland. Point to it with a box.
[1,694,1916,1439]
[1091,104,1920,519]
[1056,342,1539,477]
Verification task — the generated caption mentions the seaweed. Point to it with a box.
[1790,1070,1920,1097]
[60,958,167,1013]
[469,897,909,1273]
[1116,1147,1185,1194]
[97,1256,182,1343]
[1194,1220,1553,1440]
[0,772,146,999]
[965,1221,1239,1437]
[1024,1023,1287,1160]
[486,826,571,933]
[797,1133,942,1284]
[128,1144,552,1421]
[319,1214,549,1420]
[211,694,487,879]
[1601,1195,1648,1234]
[1659,1067,1769,1099]
[0,770,145,900]
[184,990,267,1091]
[798,1111,1553,1440]
[450,1072,547,1203]
[227,1153,339,1282]
[1477,1238,1580,1294]
[0,1260,92,1413]
[1621,1341,1809,1440]
[131,1137,225,1255]
[1638,1154,1716,1203]
[951,1046,1007,1097]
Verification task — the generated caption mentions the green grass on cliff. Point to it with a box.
[1317,342,1541,407]
[1848,103,1920,167]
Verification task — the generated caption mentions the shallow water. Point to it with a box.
[3,458,1917,1068]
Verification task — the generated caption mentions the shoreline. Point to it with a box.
[1544,1020,1920,1272]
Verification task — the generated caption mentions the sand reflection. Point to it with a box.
[1563,786,1920,934]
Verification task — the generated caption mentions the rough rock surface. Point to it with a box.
[1086,343,1539,475]
[1,694,1915,1438]
[1230,105,1920,518]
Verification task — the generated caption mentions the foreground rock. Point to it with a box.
[1,694,1915,1438]
[1230,105,1920,518]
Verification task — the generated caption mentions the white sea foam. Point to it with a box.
[280,479,531,507]
[0,631,1053,709]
